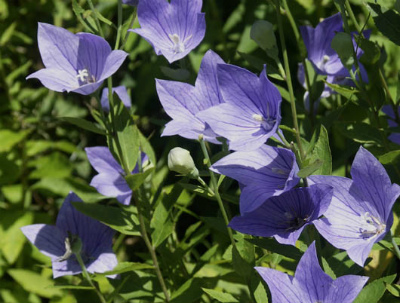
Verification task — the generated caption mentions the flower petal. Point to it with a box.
[293,242,333,302]
[21,224,65,259]
[26,68,77,92]
[327,275,368,303]
[85,146,124,175]
[90,173,131,198]
[255,267,301,303]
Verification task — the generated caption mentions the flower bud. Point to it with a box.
[168,147,199,178]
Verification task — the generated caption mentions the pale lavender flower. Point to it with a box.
[156,50,225,143]
[382,105,400,145]
[86,146,148,205]
[130,0,205,63]
[211,145,299,214]
[197,64,282,151]
[229,185,333,245]
[310,147,400,266]
[100,86,131,112]
[299,13,368,111]
[21,192,118,279]
[256,242,368,303]
[27,23,128,95]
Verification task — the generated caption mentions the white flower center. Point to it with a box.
[169,34,192,54]
[252,114,264,122]
[323,55,330,63]
[76,69,96,84]
[359,212,386,239]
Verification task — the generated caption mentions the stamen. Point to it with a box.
[323,55,330,63]
[76,69,96,84]
[76,69,89,82]
[359,212,386,239]
[169,34,189,54]
[252,114,264,122]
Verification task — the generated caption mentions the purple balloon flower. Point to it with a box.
[229,184,333,245]
[299,13,369,110]
[130,0,205,63]
[27,23,128,95]
[197,64,282,151]
[156,50,225,143]
[211,145,299,214]
[309,147,400,266]
[101,86,132,112]
[86,146,148,205]
[382,105,400,145]
[256,242,368,303]
[21,192,118,279]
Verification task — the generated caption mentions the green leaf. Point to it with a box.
[202,288,239,303]
[247,237,303,260]
[0,211,33,264]
[29,152,73,179]
[336,122,384,145]
[386,283,400,297]
[0,21,16,46]
[125,168,154,191]
[353,274,396,303]
[97,262,154,276]
[51,284,94,290]
[297,159,323,178]
[359,37,381,64]
[0,129,30,152]
[379,150,400,164]
[308,125,332,175]
[369,3,400,46]
[151,182,185,247]
[331,32,355,69]
[232,234,255,279]
[72,202,140,236]
[324,80,358,99]
[59,117,106,135]
[8,269,63,298]
[112,95,140,172]
[170,278,204,303]
[72,0,97,33]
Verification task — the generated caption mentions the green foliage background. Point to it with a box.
[2,0,400,302]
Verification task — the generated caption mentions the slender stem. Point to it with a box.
[282,0,299,41]
[345,0,362,32]
[198,137,236,247]
[390,229,400,261]
[107,79,130,175]
[75,254,107,303]
[115,0,123,49]
[136,198,170,302]
[277,131,291,149]
[121,8,137,50]
[87,0,105,37]
[273,0,306,163]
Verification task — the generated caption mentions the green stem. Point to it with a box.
[115,0,123,49]
[390,229,400,261]
[345,0,362,32]
[198,137,236,248]
[87,0,105,37]
[75,254,107,303]
[107,78,130,175]
[135,198,170,302]
[273,0,306,163]
[120,8,137,50]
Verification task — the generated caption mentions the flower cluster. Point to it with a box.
[20,1,400,302]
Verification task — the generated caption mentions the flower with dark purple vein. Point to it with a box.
[130,0,205,63]
[27,23,128,95]
[309,146,400,266]
[86,146,149,205]
[256,242,368,303]
[229,184,332,245]
[211,145,299,214]
[197,64,282,151]
[156,50,225,143]
[21,192,118,279]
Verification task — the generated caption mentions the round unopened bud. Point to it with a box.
[168,147,199,178]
